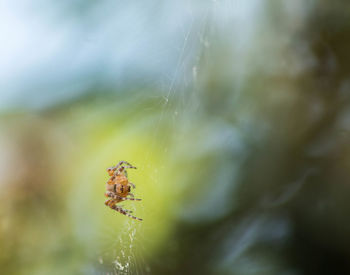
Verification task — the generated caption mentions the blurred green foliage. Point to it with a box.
[2,1,350,275]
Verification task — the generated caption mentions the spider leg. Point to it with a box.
[115,165,136,176]
[115,161,136,169]
[128,182,136,189]
[105,192,141,201]
[128,193,134,198]
[107,162,136,176]
[105,191,119,199]
[113,161,136,173]
[119,196,141,201]
[105,200,139,219]
[111,205,142,221]
[104,199,111,206]
[119,205,133,213]
[105,199,116,207]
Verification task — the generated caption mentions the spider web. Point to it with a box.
[93,1,264,274]
[96,219,149,275]
[0,1,327,274]
[94,3,211,274]
[0,0,263,273]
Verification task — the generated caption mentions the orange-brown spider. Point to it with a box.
[104,161,142,221]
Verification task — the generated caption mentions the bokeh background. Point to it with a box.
[1,1,350,274]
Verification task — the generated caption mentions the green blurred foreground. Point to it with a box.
[0,97,177,274]
[2,1,350,275]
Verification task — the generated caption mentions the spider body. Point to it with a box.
[105,174,131,202]
[104,161,142,221]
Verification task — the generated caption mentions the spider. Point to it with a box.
[104,161,142,221]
